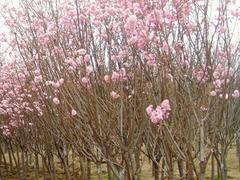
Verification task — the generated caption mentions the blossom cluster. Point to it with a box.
[146,100,171,124]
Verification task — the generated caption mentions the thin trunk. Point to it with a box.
[236,138,240,170]
[177,160,184,179]
[199,118,205,180]
[153,161,160,180]
[211,153,215,180]
[72,148,75,176]
[220,156,227,180]
[49,153,56,180]
[42,156,46,180]
[96,162,102,180]
[21,149,27,179]
[80,156,90,180]
[160,159,164,179]
[34,153,39,180]
[0,145,8,174]
[135,150,141,174]
[7,145,13,172]
[16,146,21,180]
[107,163,113,180]
[87,159,91,179]
[186,158,194,179]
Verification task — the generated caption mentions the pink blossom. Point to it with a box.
[104,75,111,83]
[126,15,138,25]
[124,15,138,34]
[168,73,173,82]
[162,41,169,52]
[149,110,163,124]
[78,48,87,55]
[146,105,153,115]
[46,80,53,86]
[210,91,217,96]
[146,99,171,124]
[161,99,171,111]
[213,71,220,79]
[1,125,11,136]
[34,75,43,83]
[52,82,61,88]
[119,68,127,81]
[84,54,91,63]
[111,71,120,82]
[214,79,222,88]
[86,66,93,75]
[81,77,89,84]
[225,94,229,100]
[0,108,5,115]
[232,90,240,98]
[111,68,127,82]
[218,26,226,33]
[59,78,64,84]
[53,97,60,105]
[34,69,41,75]
[71,109,77,116]
[110,91,120,99]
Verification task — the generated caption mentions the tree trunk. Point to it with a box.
[220,156,227,180]
[107,163,113,180]
[236,138,240,170]
[177,159,184,179]
[211,153,215,180]
[34,153,39,180]
[153,161,160,180]
[199,118,205,180]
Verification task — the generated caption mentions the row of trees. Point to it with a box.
[0,0,240,179]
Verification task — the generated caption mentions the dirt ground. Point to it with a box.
[1,147,240,179]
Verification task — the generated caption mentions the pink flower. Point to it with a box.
[162,41,169,52]
[34,75,43,83]
[111,68,127,82]
[214,79,222,88]
[81,77,89,84]
[52,82,60,88]
[232,90,240,98]
[104,75,111,83]
[53,97,60,105]
[78,48,87,55]
[71,109,77,116]
[225,93,229,100]
[86,66,93,75]
[146,99,171,124]
[213,71,220,79]
[210,91,217,96]
[168,73,173,82]
[161,99,171,111]
[84,54,91,63]
[126,15,138,25]
[1,126,11,136]
[149,110,163,124]
[124,15,138,34]
[34,69,41,75]
[218,26,226,33]
[110,91,120,99]
[146,105,153,115]
[59,78,64,85]
[111,71,120,82]
[119,68,127,81]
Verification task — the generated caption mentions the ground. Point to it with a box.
[1,147,240,179]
